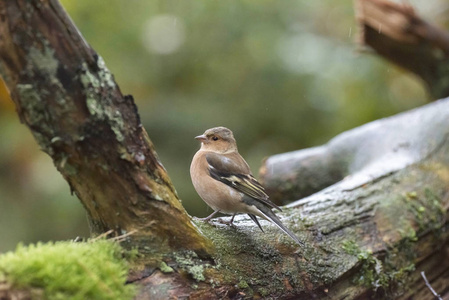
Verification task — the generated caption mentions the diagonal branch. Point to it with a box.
[0,0,211,256]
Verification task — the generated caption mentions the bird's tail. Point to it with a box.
[248,214,264,232]
[253,205,304,246]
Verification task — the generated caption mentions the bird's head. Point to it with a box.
[195,127,238,153]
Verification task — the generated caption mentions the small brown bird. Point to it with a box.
[190,126,303,246]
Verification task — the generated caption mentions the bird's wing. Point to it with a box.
[205,152,281,211]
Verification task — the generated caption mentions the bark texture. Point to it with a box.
[0,0,211,256]
[355,0,449,99]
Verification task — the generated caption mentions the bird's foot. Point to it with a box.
[194,210,220,223]
[195,216,213,223]
[217,214,236,227]
[216,219,233,226]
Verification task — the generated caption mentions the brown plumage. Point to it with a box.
[190,126,303,246]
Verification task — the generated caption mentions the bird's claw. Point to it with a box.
[220,219,231,225]
[193,216,213,223]
[217,214,237,227]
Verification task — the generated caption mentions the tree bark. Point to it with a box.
[1,0,449,299]
[355,0,449,100]
[0,0,211,257]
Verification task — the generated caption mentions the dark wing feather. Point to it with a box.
[206,152,281,211]
[248,214,264,232]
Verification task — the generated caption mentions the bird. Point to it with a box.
[190,126,303,246]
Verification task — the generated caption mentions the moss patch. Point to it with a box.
[341,240,360,256]
[0,240,136,300]
[79,58,125,143]
[158,261,174,273]
[193,218,307,297]
[402,188,445,232]
[341,239,415,297]
[238,279,249,289]
[174,250,209,282]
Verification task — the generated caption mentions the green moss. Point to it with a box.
[355,250,388,288]
[80,63,101,89]
[16,84,45,123]
[402,188,445,232]
[79,61,125,142]
[158,261,174,273]
[86,97,102,116]
[404,191,417,199]
[398,227,417,242]
[238,279,249,289]
[424,188,445,223]
[15,84,57,155]
[96,56,116,88]
[258,287,269,297]
[174,250,208,282]
[188,265,206,282]
[28,45,58,78]
[341,240,359,256]
[194,218,308,296]
[342,237,416,296]
[0,240,136,300]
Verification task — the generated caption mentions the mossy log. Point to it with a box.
[255,97,449,298]
[1,0,449,299]
[133,99,449,299]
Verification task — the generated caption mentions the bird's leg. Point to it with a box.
[196,210,220,222]
[218,213,236,226]
[229,213,236,225]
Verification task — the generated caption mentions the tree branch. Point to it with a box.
[355,0,449,99]
[0,0,211,256]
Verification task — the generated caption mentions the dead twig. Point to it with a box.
[421,271,443,300]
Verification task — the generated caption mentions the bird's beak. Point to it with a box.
[195,134,207,142]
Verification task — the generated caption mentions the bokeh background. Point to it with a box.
[0,0,444,252]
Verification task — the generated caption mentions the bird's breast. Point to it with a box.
[190,151,246,213]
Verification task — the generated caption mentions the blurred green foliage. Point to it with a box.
[1,0,442,252]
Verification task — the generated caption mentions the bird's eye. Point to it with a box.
[212,136,219,141]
